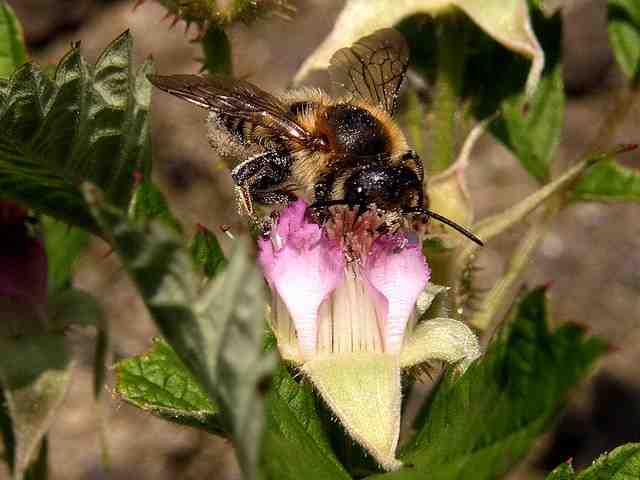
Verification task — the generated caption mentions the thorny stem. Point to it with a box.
[469,197,561,332]
[430,12,466,175]
[455,145,636,330]
[467,85,640,333]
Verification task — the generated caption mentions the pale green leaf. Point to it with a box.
[572,159,640,201]
[608,0,640,81]
[42,217,89,292]
[0,334,72,479]
[0,2,27,78]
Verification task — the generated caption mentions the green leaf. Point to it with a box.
[128,179,181,232]
[469,9,564,183]
[189,224,226,278]
[577,443,640,479]
[0,334,73,479]
[0,1,27,78]
[572,159,640,201]
[0,31,152,233]
[115,337,224,434]
[262,366,351,480]
[608,0,640,81]
[86,185,274,480]
[544,444,640,479]
[42,217,89,292]
[546,463,575,480]
[372,287,606,480]
[200,26,232,75]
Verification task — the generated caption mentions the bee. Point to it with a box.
[149,28,483,245]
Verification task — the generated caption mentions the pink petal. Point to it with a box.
[258,201,344,359]
[364,235,429,354]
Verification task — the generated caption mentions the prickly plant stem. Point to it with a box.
[430,12,465,175]
[469,197,561,332]
[455,144,635,328]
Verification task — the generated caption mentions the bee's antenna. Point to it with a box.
[417,208,484,246]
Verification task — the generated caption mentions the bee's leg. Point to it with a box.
[308,173,341,222]
[230,151,293,213]
[251,190,297,206]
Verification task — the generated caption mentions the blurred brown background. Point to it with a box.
[2,0,639,479]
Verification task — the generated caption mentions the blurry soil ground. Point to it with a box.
[2,0,639,479]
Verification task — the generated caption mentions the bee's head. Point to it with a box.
[343,163,423,212]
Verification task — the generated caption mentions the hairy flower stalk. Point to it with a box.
[258,200,480,469]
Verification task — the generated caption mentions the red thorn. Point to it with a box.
[196,222,206,232]
[542,280,554,290]
[622,143,638,152]
[169,15,181,29]
[133,0,146,12]
[607,343,622,354]
[132,170,143,185]
[565,457,573,465]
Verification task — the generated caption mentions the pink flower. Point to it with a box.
[257,200,480,470]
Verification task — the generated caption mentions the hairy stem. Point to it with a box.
[430,13,466,174]
[469,197,561,332]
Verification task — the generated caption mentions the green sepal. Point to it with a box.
[371,287,607,480]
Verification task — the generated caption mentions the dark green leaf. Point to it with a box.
[262,366,351,480]
[467,9,563,183]
[86,185,274,480]
[572,159,640,201]
[190,224,226,278]
[0,32,152,233]
[0,334,72,479]
[128,179,181,232]
[372,287,606,480]
[115,337,224,435]
[544,444,640,479]
[608,0,640,81]
[200,26,232,75]
[546,463,575,480]
[42,217,89,292]
[0,2,27,78]
[578,443,640,479]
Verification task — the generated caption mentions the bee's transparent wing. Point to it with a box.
[148,74,313,143]
[328,28,409,116]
